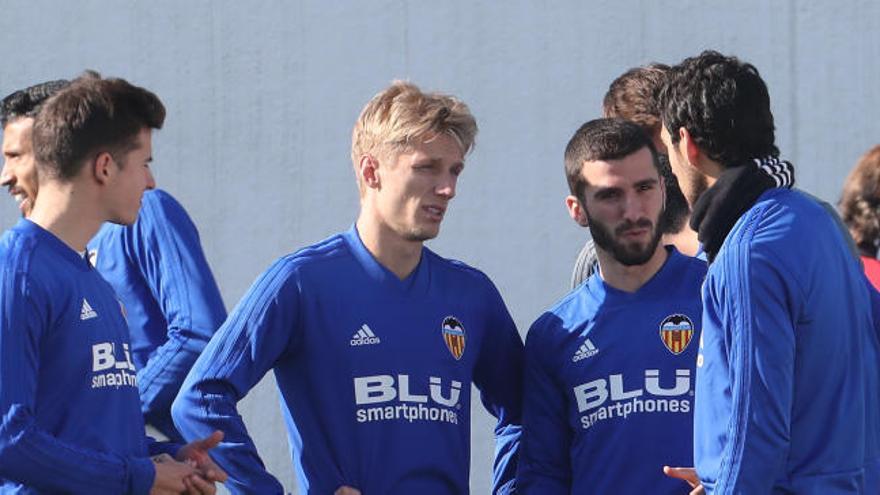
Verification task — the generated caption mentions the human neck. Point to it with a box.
[662,223,700,257]
[27,181,104,253]
[356,213,423,280]
[596,245,668,293]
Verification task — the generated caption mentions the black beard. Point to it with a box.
[657,154,691,234]
[587,213,664,266]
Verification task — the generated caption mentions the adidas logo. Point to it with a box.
[80,298,98,320]
[350,324,381,346]
[572,338,598,362]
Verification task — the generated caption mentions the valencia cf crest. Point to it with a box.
[442,316,466,360]
[659,314,695,355]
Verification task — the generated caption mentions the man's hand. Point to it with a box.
[150,454,196,495]
[334,486,361,495]
[176,430,228,484]
[663,466,705,495]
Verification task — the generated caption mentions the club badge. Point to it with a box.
[659,314,695,355]
[442,316,466,360]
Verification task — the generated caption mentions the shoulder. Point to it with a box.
[724,189,839,259]
[527,281,599,345]
[0,227,52,304]
[672,250,709,281]
[269,232,352,280]
[423,248,500,292]
[138,189,195,226]
[0,227,37,275]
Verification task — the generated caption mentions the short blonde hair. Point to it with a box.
[351,81,477,172]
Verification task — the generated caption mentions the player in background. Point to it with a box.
[660,50,880,494]
[173,81,524,494]
[570,64,695,288]
[0,72,225,493]
[570,64,796,287]
[839,145,880,291]
[0,80,228,443]
[518,118,706,493]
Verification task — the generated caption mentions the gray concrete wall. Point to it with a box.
[1,1,877,492]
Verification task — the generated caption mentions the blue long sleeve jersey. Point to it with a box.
[695,188,880,494]
[88,189,227,440]
[518,248,707,493]
[172,226,524,494]
[0,219,159,494]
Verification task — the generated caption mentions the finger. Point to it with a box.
[662,466,699,487]
[191,430,225,451]
[691,486,706,495]
[188,474,218,495]
[203,464,229,483]
[182,475,196,495]
[334,486,361,495]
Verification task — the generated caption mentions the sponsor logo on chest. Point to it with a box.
[353,374,462,425]
[573,369,692,430]
[91,342,138,389]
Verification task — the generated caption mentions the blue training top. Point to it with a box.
[518,247,706,493]
[173,225,524,494]
[88,189,227,441]
[695,188,880,493]
[0,219,157,494]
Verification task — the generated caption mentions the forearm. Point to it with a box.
[172,380,284,494]
[138,335,203,416]
[0,404,154,494]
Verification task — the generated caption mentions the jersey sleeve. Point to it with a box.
[171,257,300,495]
[0,251,155,494]
[516,313,571,493]
[130,191,228,422]
[472,280,525,495]
[702,242,796,493]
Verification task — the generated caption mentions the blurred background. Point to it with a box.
[1,1,877,492]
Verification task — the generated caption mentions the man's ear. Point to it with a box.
[92,151,114,185]
[358,154,381,190]
[565,195,589,227]
[679,127,702,169]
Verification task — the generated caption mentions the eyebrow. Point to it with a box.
[634,178,659,188]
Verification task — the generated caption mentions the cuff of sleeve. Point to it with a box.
[147,440,182,459]
[128,457,155,495]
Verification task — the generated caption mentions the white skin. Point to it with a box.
[335,132,464,493]
[26,128,228,493]
[647,127,700,257]
[355,132,464,280]
[565,146,668,293]
[28,127,156,252]
[660,125,722,204]
[1,117,39,217]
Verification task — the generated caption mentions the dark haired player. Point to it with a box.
[0,73,224,493]
[518,118,706,493]
[661,51,880,493]
[0,80,227,444]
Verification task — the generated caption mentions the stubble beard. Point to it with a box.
[587,211,665,266]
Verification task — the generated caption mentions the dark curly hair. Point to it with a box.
[840,145,880,256]
[0,79,70,127]
[659,50,779,167]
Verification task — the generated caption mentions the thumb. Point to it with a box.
[663,466,700,487]
[193,430,224,451]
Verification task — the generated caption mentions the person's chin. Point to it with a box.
[405,225,440,242]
